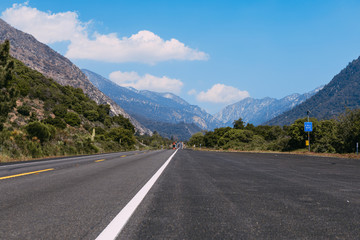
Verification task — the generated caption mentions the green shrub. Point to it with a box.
[25,121,51,142]
[71,103,83,114]
[94,127,106,135]
[218,129,254,147]
[44,117,66,129]
[106,127,136,146]
[0,101,13,117]
[188,132,205,147]
[17,105,32,116]
[18,81,30,96]
[29,112,38,122]
[26,141,43,158]
[83,122,92,131]
[53,104,68,118]
[112,115,135,133]
[104,116,112,128]
[64,112,81,127]
[84,110,99,121]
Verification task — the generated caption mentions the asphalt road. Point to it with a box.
[0,150,176,240]
[120,150,360,240]
[1,149,360,239]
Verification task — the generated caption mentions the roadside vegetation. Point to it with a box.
[188,110,360,155]
[0,41,168,162]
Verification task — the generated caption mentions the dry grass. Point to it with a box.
[0,154,28,163]
[191,147,360,160]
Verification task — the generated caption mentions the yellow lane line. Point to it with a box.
[95,159,105,163]
[0,168,54,180]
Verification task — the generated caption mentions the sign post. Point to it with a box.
[304,111,312,152]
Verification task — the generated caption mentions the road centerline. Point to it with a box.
[95,149,178,240]
[0,168,54,180]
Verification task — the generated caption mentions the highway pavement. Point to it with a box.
[1,149,360,239]
[0,150,175,239]
[120,150,360,240]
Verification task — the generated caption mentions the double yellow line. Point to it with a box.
[0,168,54,180]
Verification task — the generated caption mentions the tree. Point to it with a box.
[313,119,340,153]
[97,104,110,122]
[0,40,14,88]
[84,110,99,121]
[64,112,81,127]
[233,118,245,129]
[287,117,318,150]
[188,132,205,147]
[106,127,136,146]
[218,129,254,149]
[204,131,217,147]
[43,117,66,129]
[0,40,10,66]
[337,109,360,153]
[53,104,68,118]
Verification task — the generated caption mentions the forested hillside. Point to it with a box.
[0,18,150,135]
[0,41,139,161]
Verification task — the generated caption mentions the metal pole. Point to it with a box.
[307,111,310,152]
[357,142,358,155]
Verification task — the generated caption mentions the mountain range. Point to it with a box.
[266,56,360,126]
[83,69,223,131]
[215,86,323,126]
[1,17,359,138]
[0,18,151,135]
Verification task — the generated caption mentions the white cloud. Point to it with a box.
[1,3,208,64]
[66,30,209,64]
[197,84,250,103]
[188,89,197,95]
[109,71,183,94]
[1,3,88,44]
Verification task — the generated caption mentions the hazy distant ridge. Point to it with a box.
[215,86,323,126]
[83,69,221,139]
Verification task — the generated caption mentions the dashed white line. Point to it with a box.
[95,149,178,240]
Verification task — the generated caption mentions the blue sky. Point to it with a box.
[1,0,360,113]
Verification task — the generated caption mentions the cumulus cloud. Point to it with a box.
[1,2,88,44]
[66,30,208,64]
[109,71,183,94]
[197,84,250,103]
[1,3,208,64]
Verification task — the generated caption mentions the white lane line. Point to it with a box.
[96,149,178,240]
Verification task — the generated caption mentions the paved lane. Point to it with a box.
[120,149,360,239]
[0,150,176,240]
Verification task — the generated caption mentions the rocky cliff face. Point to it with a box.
[0,18,151,135]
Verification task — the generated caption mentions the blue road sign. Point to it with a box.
[304,122,313,132]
